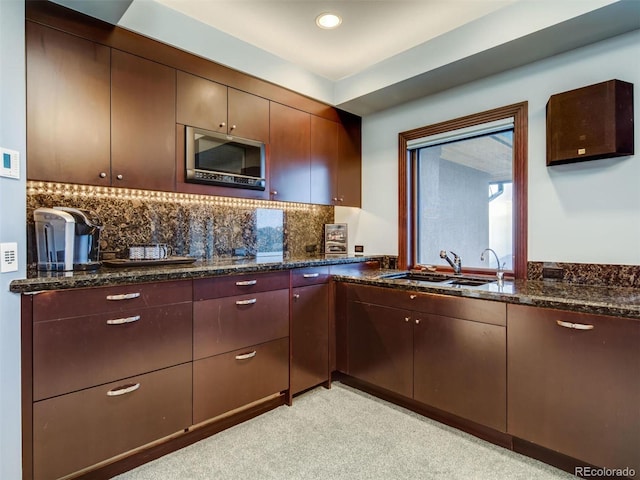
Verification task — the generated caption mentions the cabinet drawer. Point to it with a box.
[347,284,505,326]
[194,271,289,300]
[194,289,289,359]
[33,363,192,480]
[291,266,330,287]
[33,280,192,322]
[193,337,289,423]
[34,302,192,400]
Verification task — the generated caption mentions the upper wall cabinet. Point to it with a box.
[546,79,634,165]
[111,50,176,192]
[310,114,362,207]
[27,22,111,186]
[269,103,311,203]
[177,71,269,143]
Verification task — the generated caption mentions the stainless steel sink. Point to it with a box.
[382,272,494,287]
[447,278,493,286]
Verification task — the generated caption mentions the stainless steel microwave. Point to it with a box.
[185,126,266,190]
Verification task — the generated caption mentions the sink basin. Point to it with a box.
[448,278,493,286]
[382,272,495,287]
[382,272,451,282]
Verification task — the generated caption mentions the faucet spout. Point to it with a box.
[481,248,504,281]
[439,250,462,274]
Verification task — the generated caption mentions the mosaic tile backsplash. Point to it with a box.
[26,182,333,265]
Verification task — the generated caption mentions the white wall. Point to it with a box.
[337,29,640,265]
[0,1,26,478]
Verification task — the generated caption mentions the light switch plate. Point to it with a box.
[0,242,18,273]
[0,148,20,179]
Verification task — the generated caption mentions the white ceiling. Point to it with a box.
[53,0,640,115]
[153,0,515,82]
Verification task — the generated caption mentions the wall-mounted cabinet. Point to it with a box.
[25,3,362,206]
[546,79,634,165]
[26,22,111,186]
[111,50,176,192]
[176,71,269,143]
[27,23,177,192]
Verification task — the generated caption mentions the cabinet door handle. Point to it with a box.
[303,273,320,278]
[556,320,594,330]
[99,172,107,178]
[235,280,257,286]
[230,124,237,131]
[404,317,410,322]
[107,383,140,397]
[415,319,421,325]
[235,351,257,360]
[106,292,141,301]
[293,293,300,300]
[219,122,226,128]
[410,294,417,300]
[236,298,257,305]
[106,315,140,325]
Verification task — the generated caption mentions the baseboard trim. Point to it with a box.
[333,372,601,478]
[71,394,286,480]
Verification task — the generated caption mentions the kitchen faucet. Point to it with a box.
[481,248,505,282]
[439,250,462,274]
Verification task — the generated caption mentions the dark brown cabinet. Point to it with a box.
[413,313,506,431]
[111,50,176,191]
[29,280,193,480]
[269,102,311,202]
[310,115,338,205]
[291,267,331,395]
[192,272,290,423]
[348,301,414,398]
[337,114,362,207]
[546,79,634,165]
[26,22,111,185]
[507,304,640,473]
[177,71,269,143]
[344,284,506,430]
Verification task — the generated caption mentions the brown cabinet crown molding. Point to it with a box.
[26,0,344,121]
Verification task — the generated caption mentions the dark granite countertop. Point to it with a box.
[333,269,640,320]
[9,255,383,293]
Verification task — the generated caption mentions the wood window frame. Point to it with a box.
[398,102,528,278]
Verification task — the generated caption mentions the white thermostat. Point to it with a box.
[0,147,20,179]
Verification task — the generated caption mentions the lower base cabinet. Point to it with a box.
[345,284,506,431]
[33,363,192,480]
[291,283,330,395]
[508,304,640,474]
[193,337,289,423]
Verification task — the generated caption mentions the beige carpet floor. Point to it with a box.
[115,382,576,479]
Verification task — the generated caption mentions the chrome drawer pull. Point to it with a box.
[556,320,594,331]
[235,280,257,286]
[107,383,140,396]
[303,273,320,278]
[236,298,257,305]
[410,294,417,300]
[106,315,140,325]
[235,351,257,360]
[106,292,140,301]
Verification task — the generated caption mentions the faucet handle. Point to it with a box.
[439,250,447,259]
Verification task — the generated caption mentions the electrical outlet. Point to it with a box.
[0,242,18,273]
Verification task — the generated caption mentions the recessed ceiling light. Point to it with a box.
[316,13,342,30]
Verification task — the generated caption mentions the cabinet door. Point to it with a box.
[33,364,192,480]
[26,22,111,185]
[508,305,640,472]
[413,313,506,431]
[176,71,227,132]
[228,88,269,143]
[291,284,329,395]
[310,115,338,205]
[193,289,289,359]
[337,113,362,207]
[269,102,311,202]
[193,337,289,423]
[111,50,176,192]
[348,301,413,398]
